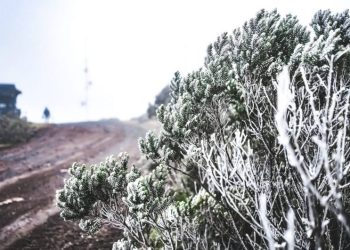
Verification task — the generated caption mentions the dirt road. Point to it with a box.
[0,119,151,250]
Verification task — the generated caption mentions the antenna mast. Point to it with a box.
[81,38,92,117]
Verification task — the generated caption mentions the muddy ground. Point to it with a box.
[0,119,156,250]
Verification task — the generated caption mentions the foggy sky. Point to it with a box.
[0,0,348,123]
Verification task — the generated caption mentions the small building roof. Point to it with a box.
[0,84,21,97]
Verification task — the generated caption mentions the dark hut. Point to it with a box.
[0,84,21,117]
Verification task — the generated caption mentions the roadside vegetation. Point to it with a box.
[0,116,37,146]
[57,9,350,249]
[147,85,171,118]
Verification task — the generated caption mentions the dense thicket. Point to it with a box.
[57,9,350,249]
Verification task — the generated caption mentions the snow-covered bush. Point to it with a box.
[57,9,350,249]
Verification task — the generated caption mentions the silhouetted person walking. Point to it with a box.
[43,107,50,123]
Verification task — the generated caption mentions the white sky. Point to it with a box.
[0,0,348,123]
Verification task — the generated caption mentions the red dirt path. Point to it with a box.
[0,119,150,250]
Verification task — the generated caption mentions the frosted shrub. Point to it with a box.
[57,9,350,249]
[57,153,173,248]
